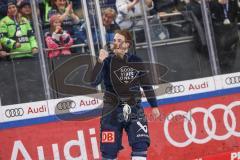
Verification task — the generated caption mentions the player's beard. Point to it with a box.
[115,50,125,58]
[114,43,128,58]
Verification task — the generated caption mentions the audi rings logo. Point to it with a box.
[165,85,185,94]
[5,108,24,118]
[225,76,240,85]
[164,101,240,148]
[56,99,76,110]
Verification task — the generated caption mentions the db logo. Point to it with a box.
[231,152,240,160]
[102,131,115,143]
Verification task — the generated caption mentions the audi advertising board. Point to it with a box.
[0,73,240,160]
[0,101,49,122]
[2,0,240,158]
[151,77,216,100]
[221,73,240,89]
[193,150,240,160]
[47,94,103,116]
[163,77,215,96]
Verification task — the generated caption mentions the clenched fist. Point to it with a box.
[98,49,109,63]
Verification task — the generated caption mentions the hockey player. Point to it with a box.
[91,29,160,160]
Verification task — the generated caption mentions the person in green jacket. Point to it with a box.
[0,1,38,58]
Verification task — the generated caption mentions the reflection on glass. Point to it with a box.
[0,1,45,105]
[187,0,240,74]
[208,0,240,74]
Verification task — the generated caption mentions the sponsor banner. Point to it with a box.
[0,72,239,124]
[230,151,240,160]
[153,77,215,99]
[0,101,49,123]
[47,93,103,116]
[1,94,240,160]
[219,72,240,89]
[193,150,240,160]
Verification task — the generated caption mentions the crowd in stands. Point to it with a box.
[0,0,38,59]
[0,0,239,59]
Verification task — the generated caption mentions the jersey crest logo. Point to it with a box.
[114,66,139,84]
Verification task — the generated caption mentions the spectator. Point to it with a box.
[210,0,239,24]
[102,7,120,42]
[209,0,240,66]
[18,0,44,30]
[115,0,154,43]
[115,0,154,29]
[186,0,239,22]
[188,0,239,67]
[42,0,51,22]
[0,1,38,58]
[17,0,33,25]
[48,0,80,36]
[0,43,9,58]
[45,14,73,58]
